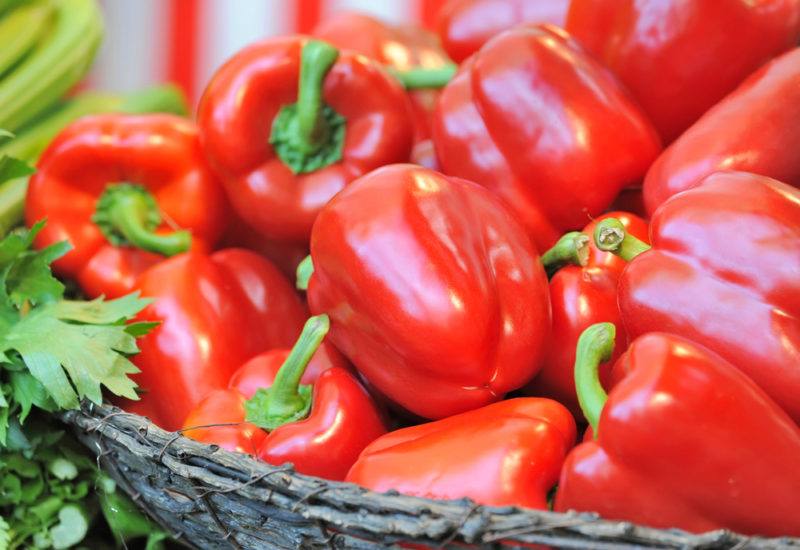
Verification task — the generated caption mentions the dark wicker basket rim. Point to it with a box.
[62,403,800,549]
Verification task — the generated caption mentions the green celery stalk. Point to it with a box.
[0,1,53,78]
[0,0,103,132]
[0,93,121,161]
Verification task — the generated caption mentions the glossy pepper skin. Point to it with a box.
[436,0,569,63]
[184,316,386,480]
[181,389,266,456]
[198,36,414,246]
[25,114,228,299]
[229,342,348,400]
[183,329,347,456]
[312,12,451,169]
[433,25,661,251]
[524,212,648,418]
[256,366,385,480]
[306,164,551,420]
[219,218,310,280]
[567,0,800,144]
[122,249,307,431]
[643,47,800,215]
[595,171,800,423]
[555,325,800,535]
[346,398,576,508]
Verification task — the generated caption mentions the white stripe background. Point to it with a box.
[91,0,420,95]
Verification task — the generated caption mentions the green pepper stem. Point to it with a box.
[540,231,590,277]
[296,255,314,291]
[245,315,329,430]
[593,218,650,262]
[272,315,328,401]
[93,183,191,256]
[110,203,190,256]
[574,322,616,437]
[297,40,340,151]
[269,40,346,174]
[389,63,457,89]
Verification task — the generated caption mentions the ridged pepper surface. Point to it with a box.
[305,164,551,419]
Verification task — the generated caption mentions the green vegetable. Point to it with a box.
[49,506,88,549]
[98,476,167,550]
[117,83,189,119]
[0,517,10,550]
[0,130,35,185]
[0,417,94,549]
[0,218,150,438]
[0,141,166,549]
[0,0,33,18]
[0,0,103,132]
[0,415,168,549]
[0,1,52,79]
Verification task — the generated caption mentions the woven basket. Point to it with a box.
[62,402,799,549]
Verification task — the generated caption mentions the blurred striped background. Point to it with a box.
[89,0,447,107]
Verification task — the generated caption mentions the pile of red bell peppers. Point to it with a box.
[24,0,800,540]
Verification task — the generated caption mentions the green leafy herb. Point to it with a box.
[0,416,93,549]
[0,516,10,550]
[0,221,152,435]
[0,134,166,549]
[48,505,88,549]
[98,474,168,550]
[0,130,34,186]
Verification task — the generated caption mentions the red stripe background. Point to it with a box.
[168,0,202,106]
[419,0,447,30]
[296,0,323,34]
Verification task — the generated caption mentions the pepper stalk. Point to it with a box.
[540,231,590,278]
[245,314,330,430]
[593,217,651,262]
[92,183,191,256]
[296,255,314,291]
[574,322,616,437]
[388,63,457,89]
[270,40,346,174]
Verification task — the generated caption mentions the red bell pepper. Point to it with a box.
[184,315,386,481]
[181,389,267,456]
[229,341,348,399]
[593,171,800,423]
[25,114,228,299]
[432,25,660,251]
[121,249,307,431]
[555,323,800,535]
[566,0,800,143]
[182,327,346,455]
[644,47,800,214]
[524,212,648,418]
[608,187,647,221]
[197,37,414,246]
[346,397,576,508]
[303,164,551,420]
[312,12,454,170]
[219,219,310,281]
[436,0,569,63]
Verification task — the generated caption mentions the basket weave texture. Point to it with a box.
[62,403,800,550]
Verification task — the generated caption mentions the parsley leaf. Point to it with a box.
[1,296,148,409]
[0,516,9,550]
[0,133,165,550]
[0,221,153,415]
[0,131,34,187]
[10,370,55,423]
